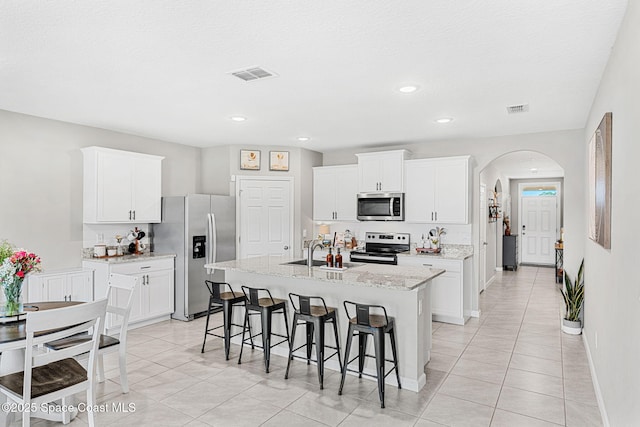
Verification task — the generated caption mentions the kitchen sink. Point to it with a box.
[282,259,326,267]
[281,259,364,269]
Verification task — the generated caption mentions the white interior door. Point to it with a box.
[238,178,293,259]
[521,196,557,265]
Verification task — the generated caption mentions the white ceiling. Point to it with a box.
[0,1,628,152]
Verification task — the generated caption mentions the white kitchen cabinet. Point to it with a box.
[82,146,164,223]
[313,165,358,221]
[82,257,175,330]
[404,156,470,224]
[398,255,472,325]
[356,150,409,193]
[26,268,94,303]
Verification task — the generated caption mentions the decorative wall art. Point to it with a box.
[240,150,261,170]
[269,151,289,171]
[588,112,612,249]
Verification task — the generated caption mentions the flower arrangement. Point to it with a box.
[0,240,41,315]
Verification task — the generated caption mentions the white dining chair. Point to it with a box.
[0,298,108,427]
[45,273,138,394]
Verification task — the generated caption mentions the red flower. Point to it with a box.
[16,271,25,278]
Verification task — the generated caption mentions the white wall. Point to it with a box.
[582,2,640,424]
[480,164,510,280]
[0,109,200,270]
[200,145,322,256]
[323,130,586,314]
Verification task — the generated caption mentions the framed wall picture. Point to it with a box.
[588,112,612,249]
[269,151,289,171]
[240,150,261,170]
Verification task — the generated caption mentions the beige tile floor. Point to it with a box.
[21,266,602,426]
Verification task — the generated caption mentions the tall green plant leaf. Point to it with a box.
[561,259,584,322]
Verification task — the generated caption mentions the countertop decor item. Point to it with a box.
[0,241,41,316]
[561,259,584,335]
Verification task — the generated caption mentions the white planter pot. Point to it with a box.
[561,318,582,335]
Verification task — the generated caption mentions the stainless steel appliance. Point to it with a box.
[357,193,405,221]
[154,194,236,321]
[349,232,410,265]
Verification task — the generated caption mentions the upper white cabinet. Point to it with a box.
[356,150,409,193]
[82,146,164,223]
[313,165,358,221]
[404,156,470,224]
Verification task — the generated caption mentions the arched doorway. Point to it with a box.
[478,151,564,290]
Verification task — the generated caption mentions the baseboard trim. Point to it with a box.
[470,310,481,318]
[495,267,503,272]
[582,334,610,427]
[485,275,496,289]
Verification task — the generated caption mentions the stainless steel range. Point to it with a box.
[349,232,410,265]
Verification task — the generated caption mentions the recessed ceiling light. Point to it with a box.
[297,137,310,142]
[435,117,454,124]
[398,85,419,93]
[530,167,538,173]
[230,116,246,122]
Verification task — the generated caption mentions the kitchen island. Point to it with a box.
[205,255,444,392]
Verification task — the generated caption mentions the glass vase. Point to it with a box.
[3,276,24,316]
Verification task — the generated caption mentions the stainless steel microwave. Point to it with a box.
[357,193,405,221]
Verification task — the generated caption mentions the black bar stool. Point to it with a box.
[201,281,251,360]
[338,301,401,408]
[238,286,290,373]
[284,293,343,389]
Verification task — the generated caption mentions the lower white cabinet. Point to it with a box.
[82,257,175,330]
[26,269,94,303]
[398,256,473,325]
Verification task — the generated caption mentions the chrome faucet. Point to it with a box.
[307,239,324,269]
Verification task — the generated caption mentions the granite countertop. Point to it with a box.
[82,250,176,264]
[400,244,474,260]
[205,255,445,291]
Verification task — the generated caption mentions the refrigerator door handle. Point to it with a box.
[206,213,217,274]
[211,213,218,264]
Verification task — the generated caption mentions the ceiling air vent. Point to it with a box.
[507,104,530,114]
[229,66,278,82]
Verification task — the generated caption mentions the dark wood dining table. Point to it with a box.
[0,301,83,354]
[0,301,84,427]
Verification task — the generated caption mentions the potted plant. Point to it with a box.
[560,259,584,335]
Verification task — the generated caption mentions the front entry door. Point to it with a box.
[521,196,557,265]
[238,178,293,259]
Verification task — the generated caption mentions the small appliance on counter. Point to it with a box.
[349,232,410,265]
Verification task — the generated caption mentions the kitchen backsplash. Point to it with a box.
[314,222,472,247]
[82,223,151,249]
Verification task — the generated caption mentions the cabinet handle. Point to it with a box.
[129,210,132,220]
[140,266,151,269]
[435,212,438,221]
[133,210,136,220]
[431,212,434,221]
[422,264,433,267]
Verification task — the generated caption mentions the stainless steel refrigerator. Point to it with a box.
[153,194,236,321]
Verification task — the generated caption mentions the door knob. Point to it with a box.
[284,245,289,250]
